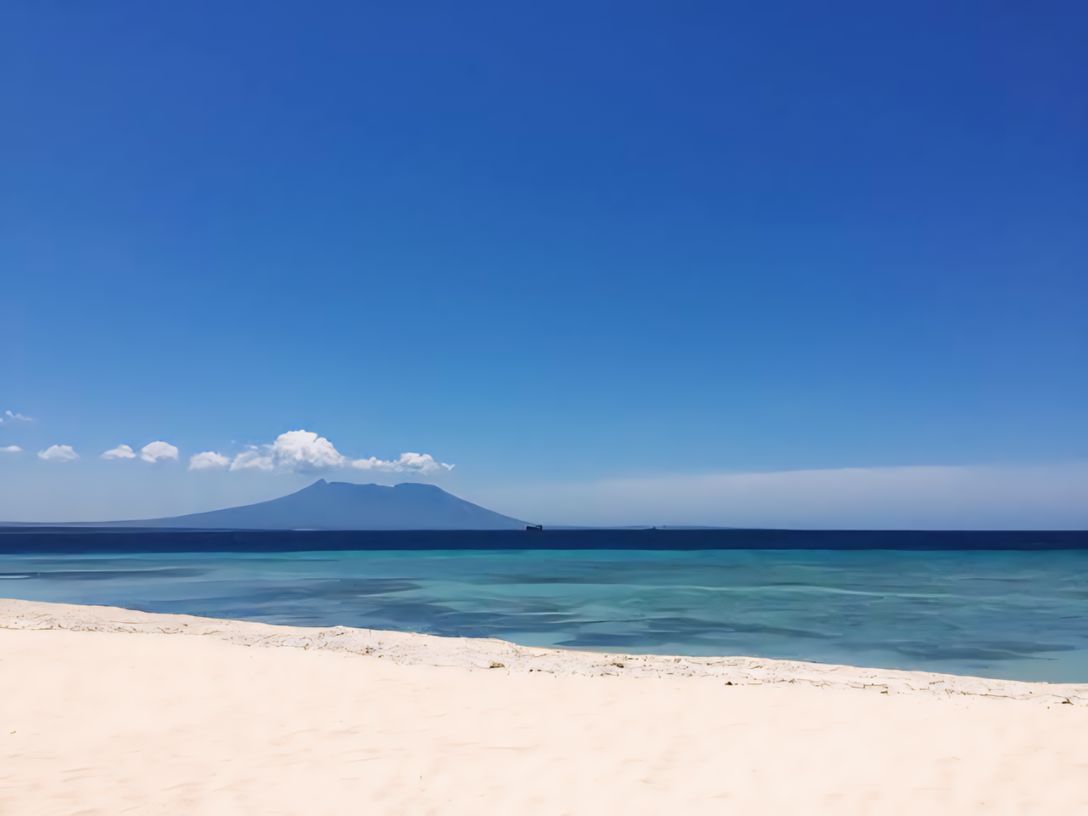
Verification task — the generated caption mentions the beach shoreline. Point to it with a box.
[2,598,1085,704]
[3,598,1087,814]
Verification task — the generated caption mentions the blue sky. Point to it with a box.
[2,2,1086,526]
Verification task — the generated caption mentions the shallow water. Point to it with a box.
[3,548,1087,681]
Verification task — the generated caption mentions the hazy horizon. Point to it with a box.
[3,465,1087,531]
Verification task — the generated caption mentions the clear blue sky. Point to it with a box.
[2,2,1086,526]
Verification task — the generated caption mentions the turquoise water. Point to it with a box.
[2,548,1087,681]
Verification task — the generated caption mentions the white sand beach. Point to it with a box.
[1,599,1086,815]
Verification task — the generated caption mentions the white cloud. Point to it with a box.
[38,444,79,462]
[229,447,275,471]
[189,450,230,471]
[229,431,343,472]
[352,451,455,473]
[270,430,347,470]
[0,445,21,454]
[0,410,33,425]
[101,444,137,460]
[140,441,179,464]
[224,429,453,475]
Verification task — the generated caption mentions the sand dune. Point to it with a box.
[1,599,1086,815]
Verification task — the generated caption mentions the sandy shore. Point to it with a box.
[2,599,1086,814]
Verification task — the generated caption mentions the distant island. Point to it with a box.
[139,480,526,530]
[24,480,527,531]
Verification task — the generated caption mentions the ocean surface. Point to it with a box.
[1,530,1087,682]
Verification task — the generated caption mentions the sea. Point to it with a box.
[1,529,1086,682]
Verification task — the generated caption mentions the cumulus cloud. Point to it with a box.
[0,410,33,425]
[0,445,21,454]
[352,451,455,473]
[101,444,137,460]
[38,444,79,462]
[140,441,179,464]
[271,430,347,470]
[229,447,276,471]
[224,430,453,475]
[189,450,230,471]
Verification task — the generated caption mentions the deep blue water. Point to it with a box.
[2,534,1087,682]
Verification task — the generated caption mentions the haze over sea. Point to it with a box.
[3,531,1087,683]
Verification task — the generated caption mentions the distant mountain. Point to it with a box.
[126,480,526,530]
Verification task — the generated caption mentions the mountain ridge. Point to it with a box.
[66,480,527,531]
